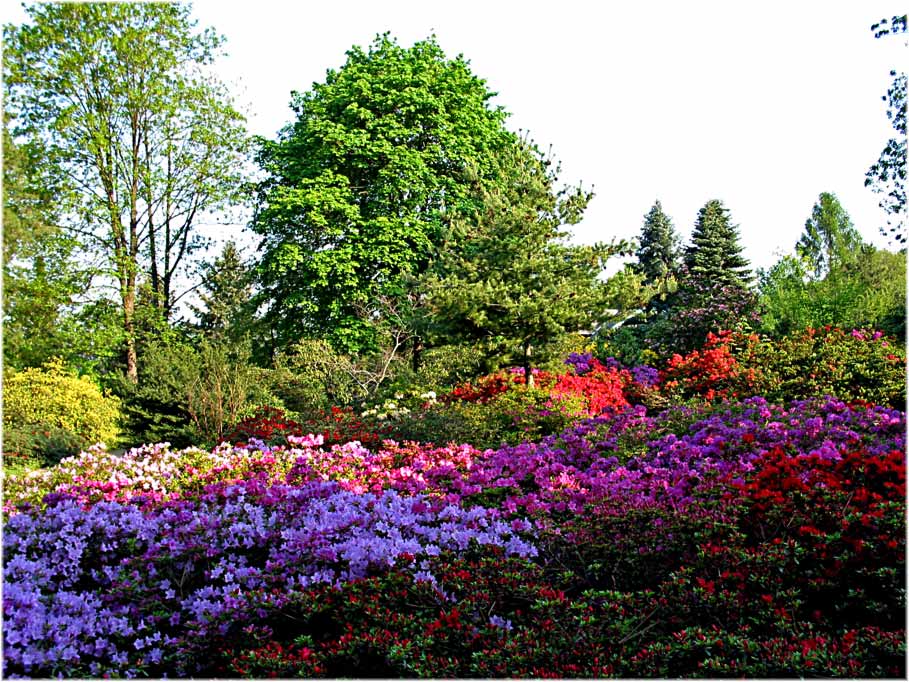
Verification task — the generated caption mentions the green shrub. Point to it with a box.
[186,341,274,444]
[733,327,906,408]
[3,359,121,452]
[269,339,359,415]
[384,386,586,449]
[112,339,200,448]
[2,424,83,470]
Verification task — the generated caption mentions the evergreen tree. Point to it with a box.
[421,141,625,387]
[796,192,863,279]
[191,241,255,343]
[634,200,681,289]
[683,200,752,288]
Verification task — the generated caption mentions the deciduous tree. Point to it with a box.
[796,192,863,279]
[866,14,907,244]
[4,3,247,381]
[252,34,520,355]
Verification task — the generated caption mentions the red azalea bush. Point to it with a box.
[550,359,631,414]
[222,406,304,446]
[660,330,757,401]
[224,406,390,450]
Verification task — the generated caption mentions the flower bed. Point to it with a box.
[3,388,905,677]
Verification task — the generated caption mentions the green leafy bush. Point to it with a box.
[733,327,906,408]
[3,359,121,454]
[112,339,200,448]
[269,339,358,416]
[2,424,83,470]
[385,386,586,448]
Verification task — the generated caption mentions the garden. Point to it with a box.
[3,4,907,678]
[3,328,906,678]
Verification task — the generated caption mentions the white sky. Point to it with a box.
[3,0,907,273]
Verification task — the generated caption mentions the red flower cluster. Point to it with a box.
[662,330,749,400]
[223,406,304,446]
[551,359,630,414]
[301,406,391,449]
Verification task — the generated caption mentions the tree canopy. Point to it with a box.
[420,140,622,385]
[796,192,863,279]
[3,2,248,381]
[866,14,907,244]
[252,34,522,355]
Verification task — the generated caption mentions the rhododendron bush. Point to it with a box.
[3,335,906,677]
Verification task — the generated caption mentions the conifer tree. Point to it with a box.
[634,200,681,289]
[421,141,624,387]
[683,199,752,289]
[191,241,255,343]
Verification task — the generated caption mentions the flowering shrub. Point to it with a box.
[3,377,905,677]
[3,482,536,678]
[3,359,121,460]
[733,326,907,408]
[223,406,304,446]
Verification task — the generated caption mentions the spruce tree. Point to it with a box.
[683,199,752,288]
[191,241,255,343]
[634,200,681,289]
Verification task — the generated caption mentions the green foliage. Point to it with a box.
[190,241,256,344]
[735,328,906,408]
[633,199,681,289]
[384,385,585,449]
[112,338,200,448]
[421,139,625,384]
[3,359,121,450]
[4,2,248,380]
[759,245,906,341]
[796,192,863,279]
[113,334,279,448]
[683,199,752,288]
[2,424,83,470]
[253,33,518,355]
[267,339,359,417]
[621,199,760,358]
[866,14,907,244]
[186,342,271,444]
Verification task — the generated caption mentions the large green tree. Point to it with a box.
[866,14,907,244]
[252,34,521,355]
[420,141,623,387]
[796,192,863,279]
[3,3,247,382]
[1,115,121,372]
[633,200,681,290]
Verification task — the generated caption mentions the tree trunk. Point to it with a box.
[123,286,138,383]
[523,342,534,389]
[411,336,424,373]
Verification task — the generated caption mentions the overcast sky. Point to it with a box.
[3,1,906,272]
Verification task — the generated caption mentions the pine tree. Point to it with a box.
[421,141,625,387]
[191,241,254,343]
[634,200,681,288]
[683,199,752,289]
